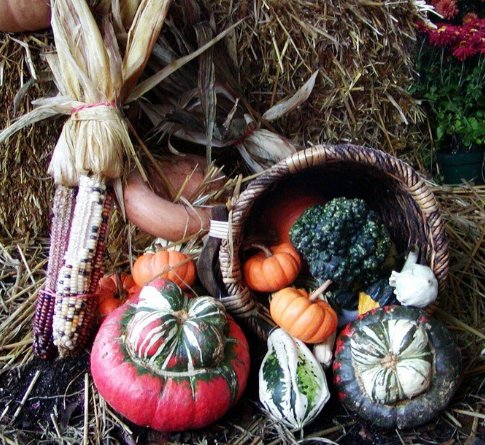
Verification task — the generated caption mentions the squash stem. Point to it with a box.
[114,272,127,300]
[310,279,333,302]
[250,243,273,258]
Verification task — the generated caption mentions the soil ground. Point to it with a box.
[0,343,484,445]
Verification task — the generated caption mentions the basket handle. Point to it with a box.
[197,205,229,299]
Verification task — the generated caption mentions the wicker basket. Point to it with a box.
[214,144,448,339]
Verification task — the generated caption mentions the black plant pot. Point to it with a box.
[436,150,484,185]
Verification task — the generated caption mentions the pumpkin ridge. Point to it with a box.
[262,258,283,290]
[397,360,431,381]
[284,297,310,320]
[351,316,434,405]
[291,305,322,339]
[246,260,264,289]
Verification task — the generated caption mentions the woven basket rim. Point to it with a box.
[218,144,449,338]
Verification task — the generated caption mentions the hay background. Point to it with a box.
[213,0,428,159]
[0,2,484,442]
[0,33,64,239]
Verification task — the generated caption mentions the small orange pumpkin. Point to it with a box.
[270,287,338,343]
[96,273,140,317]
[98,297,122,318]
[243,243,301,293]
[97,273,140,303]
[132,249,196,290]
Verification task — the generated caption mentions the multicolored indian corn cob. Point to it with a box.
[52,175,113,356]
[33,185,76,359]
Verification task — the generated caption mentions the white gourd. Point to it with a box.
[259,328,330,430]
[389,249,438,308]
[313,331,336,368]
[351,319,432,404]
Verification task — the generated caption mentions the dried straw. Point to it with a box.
[212,0,429,155]
[0,33,59,238]
[140,1,328,172]
[431,183,485,372]
[0,1,484,443]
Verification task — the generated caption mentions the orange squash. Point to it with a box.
[270,287,338,343]
[0,0,51,33]
[253,182,326,243]
[124,154,226,242]
[243,243,301,293]
[132,249,196,290]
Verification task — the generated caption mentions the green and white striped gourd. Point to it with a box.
[351,318,432,404]
[126,280,228,371]
[259,328,330,430]
[333,306,462,429]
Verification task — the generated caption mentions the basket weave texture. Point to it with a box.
[219,144,449,339]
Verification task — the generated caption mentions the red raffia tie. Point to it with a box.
[71,100,116,115]
[39,288,57,299]
[231,126,256,146]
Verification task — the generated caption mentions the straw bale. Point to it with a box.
[0,2,483,442]
[431,183,485,369]
[213,0,427,155]
[0,33,62,238]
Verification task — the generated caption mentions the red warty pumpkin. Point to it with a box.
[90,278,250,431]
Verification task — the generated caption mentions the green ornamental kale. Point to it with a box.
[289,197,391,288]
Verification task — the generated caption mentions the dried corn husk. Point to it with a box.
[0,0,175,357]
[0,0,172,186]
[141,0,321,172]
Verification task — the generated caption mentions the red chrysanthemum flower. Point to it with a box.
[452,40,477,60]
[463,13,478,24]
[428,24,461,46]
[432,0,459,19]
[452,18,485,59]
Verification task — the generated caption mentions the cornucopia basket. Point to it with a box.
[209,144,449,339]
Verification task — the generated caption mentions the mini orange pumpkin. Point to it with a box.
[132,249,196,290]
[270,286,338,343]
[98,297,122,318]
[96,273,140,317]
[97,273,140,303]
[243,243,301,293]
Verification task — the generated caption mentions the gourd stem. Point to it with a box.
[114,272,126,299]
[310,279,333,302]
[250,243,273,258]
